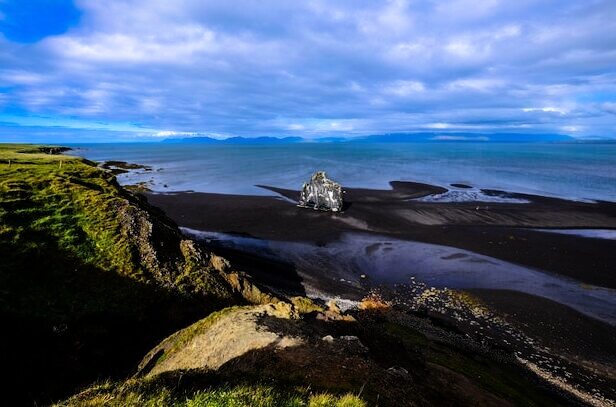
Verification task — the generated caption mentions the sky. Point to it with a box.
[0,0,615,142]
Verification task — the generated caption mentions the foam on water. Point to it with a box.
[417,189,530,203]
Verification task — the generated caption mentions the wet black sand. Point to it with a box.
[145,181,616,289]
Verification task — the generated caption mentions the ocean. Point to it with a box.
[73,142,616,202]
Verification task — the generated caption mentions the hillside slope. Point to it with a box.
[0,145,248,405]
[59,299,571,406]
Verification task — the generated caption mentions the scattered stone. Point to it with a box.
[327,299,341,314]
[322,335,335,343]
[339,335,368,353]
[52,324,68,334]
[315,299,357,322]
[387,366,409,376]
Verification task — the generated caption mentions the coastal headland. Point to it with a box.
[1,145,614,406]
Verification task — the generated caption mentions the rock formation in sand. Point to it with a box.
[298,171,344,212]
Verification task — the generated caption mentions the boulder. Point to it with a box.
[298,171,344,212]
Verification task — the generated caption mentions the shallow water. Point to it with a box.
[73,142,616,202]
[185,228,616,325]
[535,229,616,240]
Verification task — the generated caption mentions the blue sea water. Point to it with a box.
[73,142,616,202]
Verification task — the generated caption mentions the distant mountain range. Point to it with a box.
[163,133,575,144]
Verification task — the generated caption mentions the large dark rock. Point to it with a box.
[298,171,344,212]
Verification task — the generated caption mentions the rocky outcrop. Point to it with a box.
[137,302,301,377]
[103,181,279,306]
[206,252,281,305]
[110,192,236,303]
[134,300,520,407]
[298,171,344,212]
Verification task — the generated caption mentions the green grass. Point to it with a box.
[56,377,366,407]
[1,145,142,281]
[0,145,236,405]
[0,144,234,321]
[1,146,129,320]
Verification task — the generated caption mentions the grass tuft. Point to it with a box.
[56,377,366,407]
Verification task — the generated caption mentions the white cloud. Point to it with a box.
[287,123,306,131]
[600,102,616,115]
[325,121,355,131]
[154,131,187,137]
[46,27,218,63]
[18,87,69,110]
[445,78,505,92]
[154,131,197,137]
[560,125,582,133]
[384,80,426,97]
[493,24,522,40]
[0,0,614,138]
[422,122,490,130]
[152,131,230,139]
[425,122,451,129]
[274,118,364,134]
[445,39,477,59]
[522,107,568,115]
[357,0,413,37]
[432,135,490,141]
[435,0,501,20]
[137,97,160,114]
[0,70,46,85]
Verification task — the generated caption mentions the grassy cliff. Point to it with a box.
[0,145,239,405]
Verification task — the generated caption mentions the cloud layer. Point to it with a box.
[1,0,616,140]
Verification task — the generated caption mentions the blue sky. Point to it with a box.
[1,0,615,142]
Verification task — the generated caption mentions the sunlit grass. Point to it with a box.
[56,377,366,407]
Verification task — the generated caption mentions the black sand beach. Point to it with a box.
[146,181,616,289]
[144,181,616,402]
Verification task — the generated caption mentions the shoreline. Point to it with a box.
[168,203,616,402]
[49,147,614,404]
[145,181,616,289]
[182,227,616,325]
[143,180,616,383]
[74,141,616,203]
